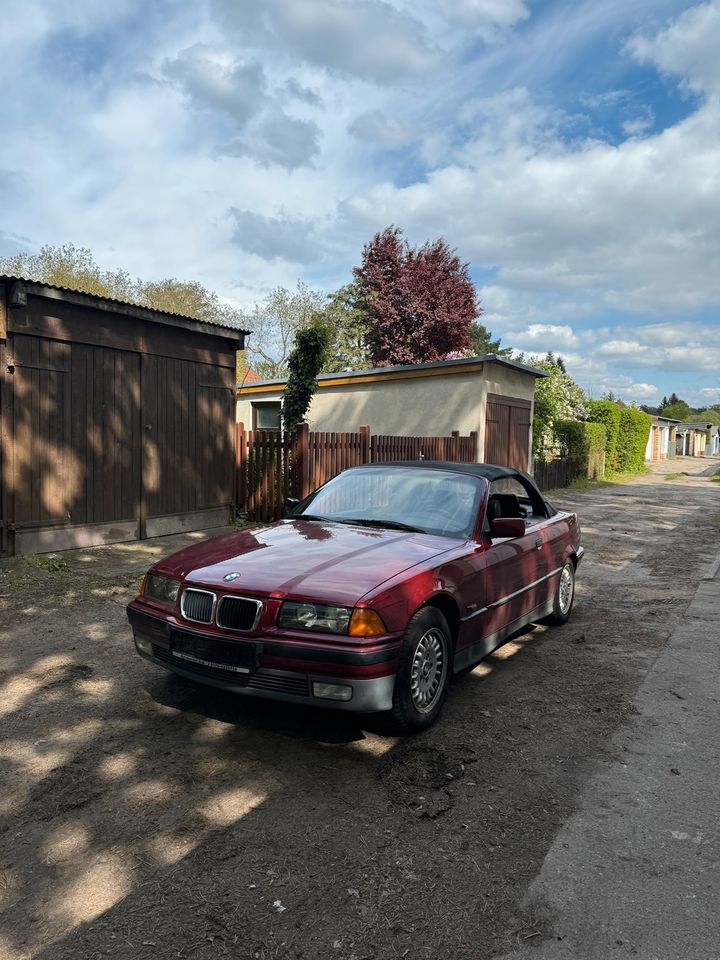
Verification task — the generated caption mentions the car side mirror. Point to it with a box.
[490,517,525,539]
[286,497,300,516]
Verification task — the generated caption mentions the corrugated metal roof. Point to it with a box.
[0,274,251,336]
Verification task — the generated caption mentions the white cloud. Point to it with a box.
[435,0,529,40]
[578,319,720,384]
[230,209,319,263]
[505,323,580,351]
[627,1,720,97]
[622,112,654,137]
[349,110,417,149]
[212,0,439,82]
[163,45,267,125]
[223,113,321,170]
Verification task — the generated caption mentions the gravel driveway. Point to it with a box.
[1,458,719,960]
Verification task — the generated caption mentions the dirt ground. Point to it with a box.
[1,457,719,960]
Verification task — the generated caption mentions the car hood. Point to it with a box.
[153,519,459,606]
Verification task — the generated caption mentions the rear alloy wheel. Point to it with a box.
[548,558,575,625]
[388,607,451,733]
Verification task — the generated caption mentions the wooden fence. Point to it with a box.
[533,457,586,492]
[236,423,479,522]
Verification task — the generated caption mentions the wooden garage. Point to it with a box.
[237,356,545,472]
[0,277,247,556]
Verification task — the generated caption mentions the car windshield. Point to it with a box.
[294,467,484,539]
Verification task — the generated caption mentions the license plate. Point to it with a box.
[169,630,257,673]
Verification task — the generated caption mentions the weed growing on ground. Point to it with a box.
[665,472,688,480]
[23,554,68,574]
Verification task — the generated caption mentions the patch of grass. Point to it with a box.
[709,474,720,483]
[664,472,688,480]
[23,554,68,574]
[603,466,651,483]
[543,466,652,498]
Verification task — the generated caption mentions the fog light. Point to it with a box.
[135,635,153,655]
[312,681,353,702]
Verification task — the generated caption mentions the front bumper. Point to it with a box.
[128,604,398,713]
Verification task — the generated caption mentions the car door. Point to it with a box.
[481,510,545,639]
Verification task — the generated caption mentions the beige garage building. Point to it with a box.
[236,355,545,471]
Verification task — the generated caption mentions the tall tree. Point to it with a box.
[246,282,326,379]
[0,242,246,327]
[353,227,478,366]
[531,356,588,457]
[468,321,512,358]
[694,408,720,425]
[321,282,372,373]
[660,398,691,421]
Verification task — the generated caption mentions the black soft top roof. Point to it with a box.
[349,460,527,483]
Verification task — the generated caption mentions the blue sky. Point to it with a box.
[1,0,719,405]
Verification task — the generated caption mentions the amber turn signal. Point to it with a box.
[139,574,147,596]
[348,608,386,638]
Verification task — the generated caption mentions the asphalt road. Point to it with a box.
[1,456,718,960]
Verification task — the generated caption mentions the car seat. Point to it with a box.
[487,493,523,520]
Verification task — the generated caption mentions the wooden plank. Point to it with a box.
[144,506,230,539]
[15,519,140,555]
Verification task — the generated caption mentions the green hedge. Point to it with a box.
[586,399,622,470]
[555,420,607,478]
[615,407,652,472]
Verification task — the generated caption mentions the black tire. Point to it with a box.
[388,607,452,734]
[548,558,575,625]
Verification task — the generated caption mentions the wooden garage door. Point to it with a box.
[141,354,235,536]
[7,335,234,552]
[651,426,661,461]
[11,335,142,552]
[485,394,532,470]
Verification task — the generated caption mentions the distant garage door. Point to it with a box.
[484,394,532,470]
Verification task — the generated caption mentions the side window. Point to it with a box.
[484,475,548,534]
[252,401,282,431]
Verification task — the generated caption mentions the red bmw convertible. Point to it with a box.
[127,461,583,732]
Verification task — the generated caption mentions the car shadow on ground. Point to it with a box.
[147,621,546,746]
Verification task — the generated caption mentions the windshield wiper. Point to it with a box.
[294,514,329,522]
[339,517,425,533]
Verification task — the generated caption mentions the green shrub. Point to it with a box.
[615,408,652,473]
[555,420,607,478]
[586,399,622,469]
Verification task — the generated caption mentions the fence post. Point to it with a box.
[470,431,479,462]
[236,422,245,512]
[451,430,460,461]
[292,422,311,499]
[360,424,371,464]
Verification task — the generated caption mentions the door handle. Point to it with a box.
[535,538,543,549]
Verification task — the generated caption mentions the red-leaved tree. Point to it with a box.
[353,226,479,366]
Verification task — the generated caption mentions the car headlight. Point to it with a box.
[278,601,352,634]
[142,574,180,606]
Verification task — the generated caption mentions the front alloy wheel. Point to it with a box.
[389,607,451,733]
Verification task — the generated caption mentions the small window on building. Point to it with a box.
[252,401,282,431]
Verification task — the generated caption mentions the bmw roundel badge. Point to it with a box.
[223,572,241,582]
